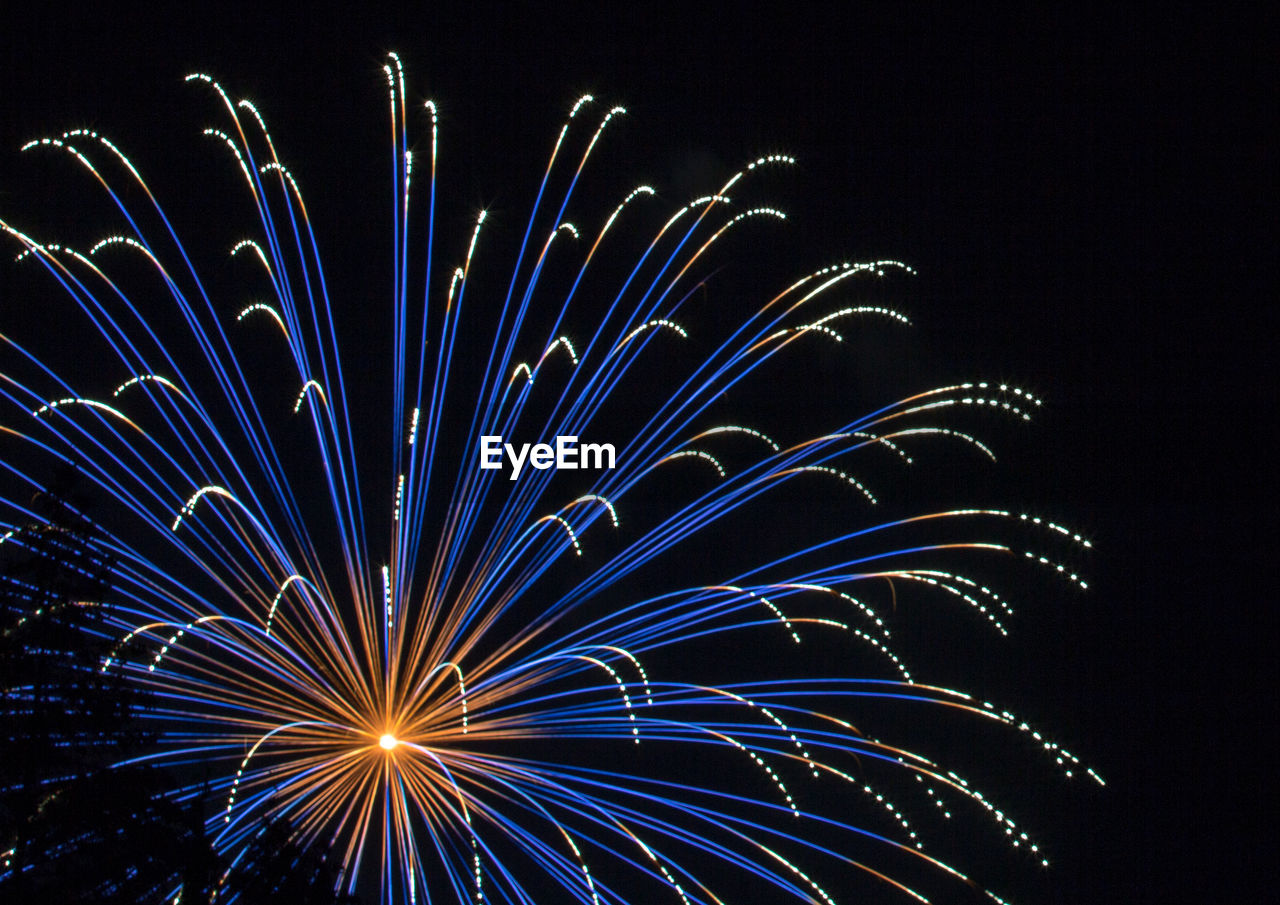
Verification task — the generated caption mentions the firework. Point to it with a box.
[1,54,1098,904]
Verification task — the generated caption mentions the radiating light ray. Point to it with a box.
[170,484,240,531]
[31,396,142,431]
[653,448,725,478]
[694,685,819,778]
[692,425,781,452]
[235,302,289,337]
[771,464,878,504]
[572,654,639,741]
[508,335,580,389]
[1023,551,1089,589]
[772,582,889,636]
[704,584,801,643]
[612,318,688,356]
[293,379,327,414]
[88,234,152,259]
[0,56,1097,905]
[111,373,187,401]
[230,238,273,276]
[530,514,582,556]
[566,493,619,528]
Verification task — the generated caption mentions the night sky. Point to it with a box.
[2,4,1269,902]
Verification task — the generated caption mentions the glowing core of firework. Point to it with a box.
[378,734,399,751]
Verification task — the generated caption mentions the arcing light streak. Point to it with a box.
[0,56,1097,905]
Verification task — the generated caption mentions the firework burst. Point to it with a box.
[1,54,1098,904]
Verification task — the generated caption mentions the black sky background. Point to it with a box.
[1,3,1270,902]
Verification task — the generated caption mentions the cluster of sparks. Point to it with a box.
[0,54,1098,904]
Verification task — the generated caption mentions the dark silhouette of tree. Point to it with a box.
[8,766,212,903]
[1,475,129,786]
[2,466,353,902]
[223,816,360,905]
[0,467,195,902]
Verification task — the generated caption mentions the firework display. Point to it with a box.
[1,55,1098,903]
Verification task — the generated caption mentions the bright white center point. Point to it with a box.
[379,733,399,751]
